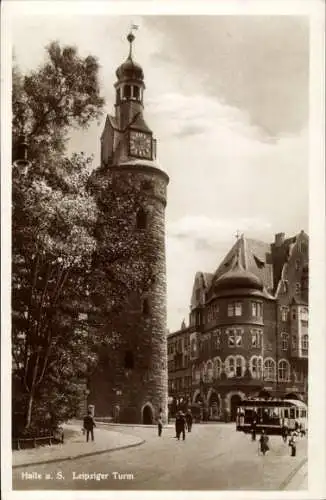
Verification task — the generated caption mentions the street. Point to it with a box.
[13,423,307,490]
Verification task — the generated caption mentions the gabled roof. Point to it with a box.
[129,112,152,133]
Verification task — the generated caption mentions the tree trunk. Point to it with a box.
[25,352,40,428]
[25,391,34,428]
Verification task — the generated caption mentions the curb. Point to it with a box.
[12,437,145,469]
[279,457,308,490]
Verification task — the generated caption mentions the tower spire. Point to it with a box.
[127,24,139,59]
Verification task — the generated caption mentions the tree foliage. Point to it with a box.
[12,42,106,430]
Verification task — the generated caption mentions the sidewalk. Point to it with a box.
[12,422,144,469]
[282,459,308,490]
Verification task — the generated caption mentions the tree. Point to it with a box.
[12,42,157,431]
[12,41,106,429]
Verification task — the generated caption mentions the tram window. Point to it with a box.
[301,409,306,418]
[290,408,295,419]
[284,409,289,418]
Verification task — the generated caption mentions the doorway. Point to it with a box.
[142,404,153,424]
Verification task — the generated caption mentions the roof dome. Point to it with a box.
[116,31,144,82]
[116,57,144,81]
[214,254,263,292]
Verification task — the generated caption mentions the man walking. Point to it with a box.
[175,411,186,441]
[157,408,163,437]
[83,410,96,442]
[185,409,193,433]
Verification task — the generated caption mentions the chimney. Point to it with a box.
[274,232,285,247]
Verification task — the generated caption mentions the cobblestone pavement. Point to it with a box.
[12,423,307,491]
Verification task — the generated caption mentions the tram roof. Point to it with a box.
[238,399,307,408]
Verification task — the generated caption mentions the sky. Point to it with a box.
[10,10,309,332]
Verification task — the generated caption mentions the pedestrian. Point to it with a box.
[175,411,186,441]
[259,430,269,456]
[251,417,257,441]
[83,410,96,442]
[281,423,289,443]
[288,432,297,456]
[185,409,193,433]
[157,408,163,437]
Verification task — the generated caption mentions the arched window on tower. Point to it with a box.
[136,208,148,229]
[124,350,134,370]
[123,85,131,99]
[133,85,140,100]
[142,297,151,316]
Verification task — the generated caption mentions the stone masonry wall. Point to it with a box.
[89,164,168,423]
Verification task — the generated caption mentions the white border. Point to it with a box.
[1,1,325,499]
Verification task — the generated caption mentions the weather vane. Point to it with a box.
[127,23,139,58]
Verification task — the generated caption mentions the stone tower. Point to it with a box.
[88,31,169,424]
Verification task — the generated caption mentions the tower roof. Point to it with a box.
[116,31,144,82]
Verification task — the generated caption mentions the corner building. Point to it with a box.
[89,32,169,424]
[168,232,308,421]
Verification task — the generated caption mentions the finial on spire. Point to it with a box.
[235,229,241,241]
[127,23,139,59]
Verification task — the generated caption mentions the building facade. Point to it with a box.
[168,231,309,421]
[88,31,169,424]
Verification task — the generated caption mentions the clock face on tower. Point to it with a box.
[129,130,152,159]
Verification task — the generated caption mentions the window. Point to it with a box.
[292,308,297,320]
[228,330,235,347]
[236,357,243,377]
[123,85,131,98]
[136,208,148,229]
[212,330,221,349]
[228,302,242,317]
[280,307,288,322]
[278,359,290,382]
[292,335,297,349]
[250,356,263,379]
[301,320,308,327]
[227,328,243,347]
[225,356,235,377]
[133,85,140,100]
[213,357,222,379]
[235,302,242,316]
[207,361,214,381]
[295,259,300,271]
[295,282,301,294]
[264,358,276,381]
[124,350,134,370]
[302,335,308,350]
[252,301,263,317]
[142,298,150,316]
[251,329,262,348]
[281,333,289,350]
[78,312,88,321]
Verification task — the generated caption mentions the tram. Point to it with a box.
[236,399,308,435]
